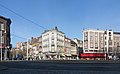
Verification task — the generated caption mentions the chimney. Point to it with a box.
[55,26,58,31]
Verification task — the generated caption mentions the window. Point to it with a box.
[109,32,112,36]
[52,41,54,44]
[95,47,98,49]
[89,50,93,52]
[51,44,55,46]
[94,50,97,52]
[109,40,112,45]
[95,37,98,42]
[84,32,88,40]
[85,50,88,52]
[90,42,93,48]
[114,42,116,46]
[90,33,93,36]
[104,47,107,52]
[117,43,120,46]
[52,38,54,40]
[105,42,107,45]
[95,43,98,47]
[104,31,107,34]
[105,37,107,40]
[0,31,4,43]
[119,42,120,46]
[84,43,88,49]
[0,23,4,31]
[95,32,98,36]
[108,47,112,52]
[90,35,93,41]
[109,32,111,34]
[109,37,111,40]
[101,34,103,37]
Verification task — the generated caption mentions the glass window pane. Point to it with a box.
[0,31,4,43]
[1,24,4,30]
[0,23,4,31]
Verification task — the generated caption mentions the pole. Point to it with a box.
[27,38,28,60]
[1,31,2,61]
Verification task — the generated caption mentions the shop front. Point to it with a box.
[80,53,107,60]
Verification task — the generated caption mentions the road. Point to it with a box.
[0,60,120,74]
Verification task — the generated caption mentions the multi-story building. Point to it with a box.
[70,40,77,59]
[0,16,11,60]
[73,38,83,59]
[83,29,105,53]
[113,32,120,57]
[16,42,27,59]
[30,36,42,60]
[42,27,64,60]
[16,42,27,50]
[64,37,71,60]
[104,30,114,55]
[82,29,120,60]
[64,37,80,60]
[73,38,83,48]
[11,47,24,60]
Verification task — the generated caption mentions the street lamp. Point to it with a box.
[27,38,31,61]
[27,38,29,61]
[0,23,4,61]
[1,30,2,61]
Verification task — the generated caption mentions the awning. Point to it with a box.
[65,54,71,56]
[46,53,58,56]
[80,53,107,58]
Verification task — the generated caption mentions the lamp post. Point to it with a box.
[27,38,31,61]
[1,31,2,61]
[27,38,29,61]
[4,31,7,60]
[104,48,107,60]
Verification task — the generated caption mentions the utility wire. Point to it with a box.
[0,2,47,41]
[0,3,47,30]
[11,34,26,40]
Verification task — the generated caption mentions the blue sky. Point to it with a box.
[0,0,120,47]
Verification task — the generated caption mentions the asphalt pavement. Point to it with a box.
[0,60,120,74]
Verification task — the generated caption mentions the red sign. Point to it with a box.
[80,53,107,58]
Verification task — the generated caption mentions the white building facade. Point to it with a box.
[42,27,64,59]
[104,30,114,55]
[113,32,120,58]
[83,29,105,53]
[83,29,114,54]
[82,29,120,60]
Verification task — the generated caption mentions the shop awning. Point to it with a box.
[80,53,107,58]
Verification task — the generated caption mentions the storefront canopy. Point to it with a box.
[80,53,107,58]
